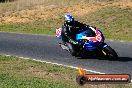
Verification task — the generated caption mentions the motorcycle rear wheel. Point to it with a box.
[67,43,77,56]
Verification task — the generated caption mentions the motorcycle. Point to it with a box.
[56,27,118,60]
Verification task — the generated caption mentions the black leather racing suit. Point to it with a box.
[61,20,89,44]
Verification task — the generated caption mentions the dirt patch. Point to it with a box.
[0,3,102,24]
[106,0,132,8]
[0,0,132,24]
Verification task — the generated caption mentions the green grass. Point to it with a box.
[0,74,71,88]
[0,23,55,35]
[0,55,132,88]
[0,55,78,88]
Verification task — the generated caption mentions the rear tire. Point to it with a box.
[103,46,118,60]
[67,43,77,56]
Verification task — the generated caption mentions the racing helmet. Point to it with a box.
[64,14,74,25]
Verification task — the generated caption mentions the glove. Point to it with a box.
[77,41,82,46]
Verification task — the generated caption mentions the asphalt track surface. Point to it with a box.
[0,32,132,76]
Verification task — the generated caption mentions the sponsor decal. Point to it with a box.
[56,28,62,38]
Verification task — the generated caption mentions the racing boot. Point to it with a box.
[59,42,69,50]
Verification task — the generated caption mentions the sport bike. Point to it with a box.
[56,27,118,60]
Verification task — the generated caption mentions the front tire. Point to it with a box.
[103,46,118,60]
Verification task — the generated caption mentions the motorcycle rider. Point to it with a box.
[59,14,118,59]
[61,14,96,45]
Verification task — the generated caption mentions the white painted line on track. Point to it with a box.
[5,55,11,57]
[4,54,106,74]
[2,54,132,83]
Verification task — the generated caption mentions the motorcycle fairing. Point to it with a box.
[56,28,62,39]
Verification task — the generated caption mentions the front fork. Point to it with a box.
[96,43,108,56]
[101,43,108,55]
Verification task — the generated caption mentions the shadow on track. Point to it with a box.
[76,54,132,62]
[117,57,132,62]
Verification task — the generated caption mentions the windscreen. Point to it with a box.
[84,27,96,37]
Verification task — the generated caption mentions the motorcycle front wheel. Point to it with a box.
[102,46,118,60]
